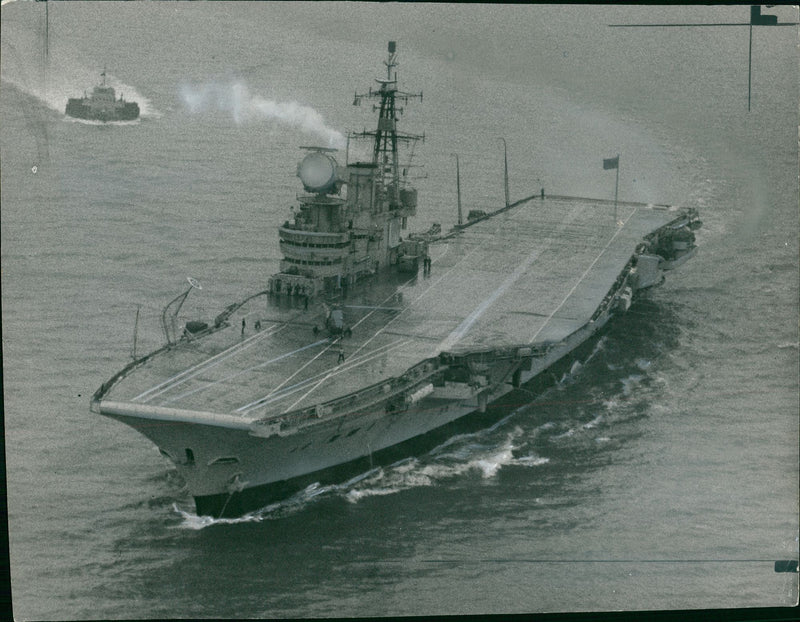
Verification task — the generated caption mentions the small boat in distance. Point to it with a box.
[65,69,139,121]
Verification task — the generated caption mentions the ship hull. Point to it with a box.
[194,319,611,518]
[65,98,140,121]
[93,194,700,518]
[106,308,610,518]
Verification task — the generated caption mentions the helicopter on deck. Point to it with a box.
[313,303,352,338]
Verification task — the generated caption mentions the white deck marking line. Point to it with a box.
[346,233,487,360]
[245,335,344,408]
[435,246,546,353]
[133,322,285,402]
[435,203,585,353]
[238,339,408,414]
[280,237,489,412]
[310,234,488,407]
[159,338,331,407]
[345,242,451,333]
[280,339,411,414]
[257,268,435,408]
[137,323,290,403]
[253,340,403,408]
[528,206,637,344]
[407,237,483,307]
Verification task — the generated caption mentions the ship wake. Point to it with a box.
[173,418,549,530]
[173,332,665,530]
[0,26,158,117]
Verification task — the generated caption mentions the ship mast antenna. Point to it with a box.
[131,304,140,360]
[351,41,423,207]
[451,153,463,226]
[160,277,202,345]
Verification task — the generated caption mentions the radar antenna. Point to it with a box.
[351,41,424,207]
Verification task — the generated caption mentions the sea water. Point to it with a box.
[2,3,798,619]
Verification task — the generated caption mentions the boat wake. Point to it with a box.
[174,422,549,530]
[173,329,666,530]
[0,26,159,118]
[64,116,141,127]
[346,428,550,502]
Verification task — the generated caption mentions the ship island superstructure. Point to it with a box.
[66,69,140,122]
[270,41,424,300]
[92,42,701,518]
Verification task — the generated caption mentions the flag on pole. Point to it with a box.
[603,156,619,170]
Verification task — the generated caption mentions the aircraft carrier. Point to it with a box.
[91,42,701,518]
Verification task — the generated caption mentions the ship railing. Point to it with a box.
[252,357,442,431]
[251,342,554,435]
[591,256,636,322]
[279,226,349,242]
[91,290,271,409]
[588,208,701,323]
[444,194,699,240]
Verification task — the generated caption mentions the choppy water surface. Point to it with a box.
[2,3,798,619]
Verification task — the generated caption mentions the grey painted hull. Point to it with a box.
[93,195,700,517]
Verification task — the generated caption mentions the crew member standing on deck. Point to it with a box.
[241,317,246,336]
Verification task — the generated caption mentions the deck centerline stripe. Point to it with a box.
[529,206,638,344]
[280,339,411,414]
[239,339,409,414]
[138,323,289,403]
[159,338,331,407]
[133,322,285,402]
[435,203,585,353]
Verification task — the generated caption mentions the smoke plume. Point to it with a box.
[180,81,346,149]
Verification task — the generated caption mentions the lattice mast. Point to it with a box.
[352,41,423,208]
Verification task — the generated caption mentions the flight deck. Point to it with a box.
[102,194,687,420]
